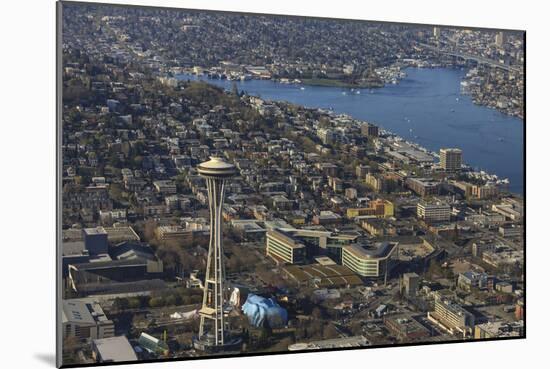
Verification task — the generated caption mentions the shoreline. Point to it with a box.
[174,67,523,121]
[300,78,385,89]
[174,71,523,196]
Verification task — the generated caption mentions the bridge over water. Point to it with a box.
[418,42,522,73]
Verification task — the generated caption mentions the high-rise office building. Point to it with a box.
[495,31,505,48]
[402,272,420,298]
[361,123,379,137]
[440,148,463,172]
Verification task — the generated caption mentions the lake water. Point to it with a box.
[177,68,524,194]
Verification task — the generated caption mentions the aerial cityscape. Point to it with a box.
[59,2,525,366]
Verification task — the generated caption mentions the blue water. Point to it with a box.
[177,68,524,194]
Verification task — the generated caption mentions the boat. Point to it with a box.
[300,87,305,90]
[356,90,361,94]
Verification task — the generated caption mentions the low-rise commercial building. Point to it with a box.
[406,177,440,197]
[427,298,474,336]
[457,271,488,292]
[361,218,397,237]
[155,225,194,243]
[153,180,177,195]
[266,229,307,264]
[346,199,394,219]
[417,200,450,223]
[472,184,499,199]
[62,299,114,341]
[289,336,370,351]
[384,314,431,341]
[92,336,138,363]
[474,320,524,339]
[366,173,398,193]
[499,223,523,238]
[312,211,342,225]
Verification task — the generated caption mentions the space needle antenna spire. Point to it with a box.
[196,156,236,347]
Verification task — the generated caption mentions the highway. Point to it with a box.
[418,42,522,73]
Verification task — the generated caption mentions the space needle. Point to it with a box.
[194,156,241,351]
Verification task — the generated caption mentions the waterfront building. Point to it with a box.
[472,184,499,199]
[361,123,379,137]
[440,148,463,172]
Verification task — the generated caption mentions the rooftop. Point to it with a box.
[83,227,107,236]
[288,336,370,351]
[93,336,138,362]
[345,242,398,260]
[62,299,110,325]
[283,264,363,287]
